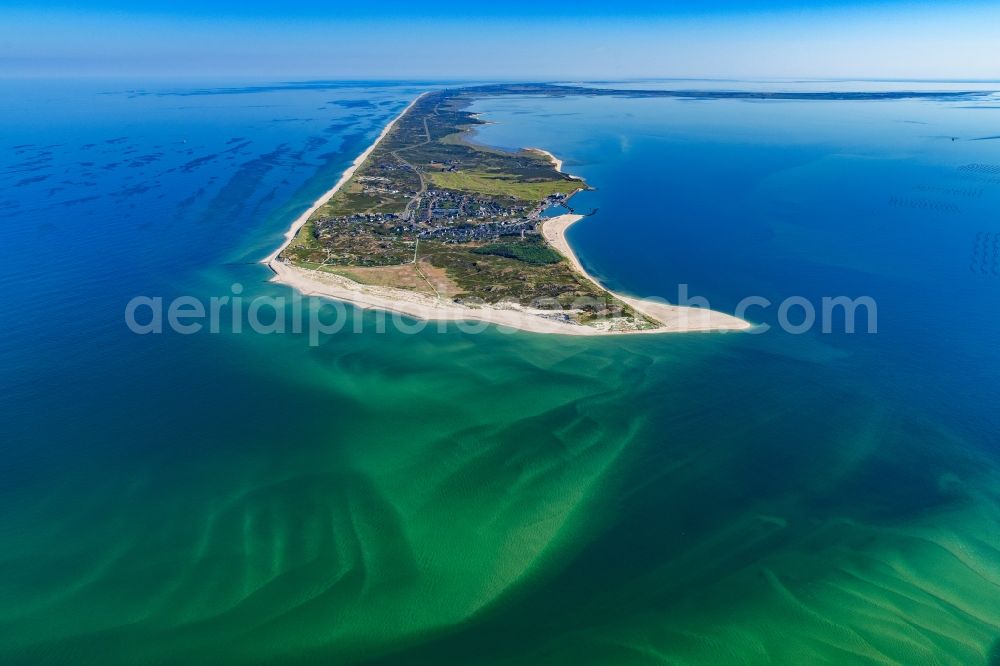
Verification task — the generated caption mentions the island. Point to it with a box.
[265,85,752,334]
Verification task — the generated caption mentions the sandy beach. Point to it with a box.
[265,95,751,336]
[269,259,645,335]
[263,93,428,264]
[541,214,752,332]
[525,147,575,176]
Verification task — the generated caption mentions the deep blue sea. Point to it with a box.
[469,90,1000,441]
[1,79,999,664]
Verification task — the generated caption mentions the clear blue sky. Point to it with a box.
[2,1,998,79]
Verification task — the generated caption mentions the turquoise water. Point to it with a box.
[1,80,999,664]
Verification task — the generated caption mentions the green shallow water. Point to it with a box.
[4,316,998,664]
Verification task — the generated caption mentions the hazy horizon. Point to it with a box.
[3,1,999,80]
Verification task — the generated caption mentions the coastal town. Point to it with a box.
[275,87,653,326]
[310,189,571,246]
[284,92,584,268]
[270,85,751,334]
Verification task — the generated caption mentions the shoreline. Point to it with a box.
[263,93,428,265]
[540,215,751,333]
[525,147,569,174]
[265,94,751,336]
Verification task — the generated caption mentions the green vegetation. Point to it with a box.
[472,240,563,264]
[428,170,582,200]
[277,85,653,329]
[420,241,616,311]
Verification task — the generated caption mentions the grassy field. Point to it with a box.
[428,171,582,200]
[472,240,563,264]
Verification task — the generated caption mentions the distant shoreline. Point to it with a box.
[265,93,750,336]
